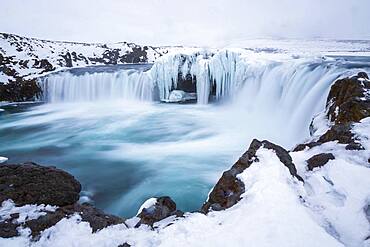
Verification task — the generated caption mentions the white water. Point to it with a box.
[41,70,154,103]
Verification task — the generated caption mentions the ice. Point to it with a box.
[137,198,157,215]
[0,200,58,224]
[0,156,8,163]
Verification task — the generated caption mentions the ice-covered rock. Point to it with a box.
[161,90,197,103]
[136,196,183,227]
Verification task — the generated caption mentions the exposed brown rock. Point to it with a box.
[0,163,81,206]
[25,203,124,237]
[306,153,335,170]
[293,72,370,152]
[201,139,303,213]
[136,196,183,227]
[0,77,42,102]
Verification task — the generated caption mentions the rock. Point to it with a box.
[326,72,370,125]
[201,139,303,213]
[365,204,370,223]
[136,196,183,227]
[0,77,42,102]
[163,90,197,103]
[306,153,335,170]
[169,90,187,102]
[0,163,124,239]
[0,202,125,239]
[293,142,321,152]
[117,243,131,247]
[293,72,370,152]
[0,214,19,238]
[0,163,81,206]
[176,73,196,93]
[25,203,124,237]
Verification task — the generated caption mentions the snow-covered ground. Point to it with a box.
[1,32,370,83]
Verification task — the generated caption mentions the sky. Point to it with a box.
[1,0,370,46]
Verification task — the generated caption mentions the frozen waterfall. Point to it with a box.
[39,51,368,115]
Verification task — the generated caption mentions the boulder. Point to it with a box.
[25,203,124,237]
[0,163,81,206]
[326,72,370,124]
[162,90,197,104]
[201,139,303,213]
[306,153,335,170]
[0,163,125,239]
[136,196,183,227]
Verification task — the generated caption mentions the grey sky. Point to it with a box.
[1,0,370,46]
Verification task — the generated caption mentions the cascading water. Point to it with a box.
[40,68,155,103]
[9,51,368,217]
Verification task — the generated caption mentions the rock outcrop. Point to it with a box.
[0,78,41,102]
[0,163,124,239]
[201,139,303,213]
[0,163,81,206]
[136,197,183,227]
[294,72,370,152]
[306,153,335,170]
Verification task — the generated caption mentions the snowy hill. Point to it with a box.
[0,33,172,83]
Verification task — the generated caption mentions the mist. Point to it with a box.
[1,0,370,46]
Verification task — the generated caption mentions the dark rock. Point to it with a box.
[136,196,183,227]
[0,203,125,239]
[358,72,369,80]
[326,72,370,124]
[201,139,303,213]
[25,203,124,237]
[318,123,364,150]
[176,73,196,93]
[117,243,131,247]
[306,153,335,170]
[0,213,19,238]
[293,73,370,152]
[262,141,303,182]
[365,204,370,223]
[32,59,55,74]
[0,163,81,206]
[0,77,42,102]
[293,142,321,152]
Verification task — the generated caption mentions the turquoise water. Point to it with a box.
[0,101,242,217]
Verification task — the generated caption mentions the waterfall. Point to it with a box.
[40,69,155,103]
[39,51,369,111]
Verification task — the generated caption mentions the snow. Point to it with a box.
[0,200,58,224]
[137,198,157,215]
[0,156,8,163]
[1,148,352,247]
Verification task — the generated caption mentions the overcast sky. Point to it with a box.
[1,0,370,46]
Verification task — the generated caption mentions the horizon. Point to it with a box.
[2,0,370,47]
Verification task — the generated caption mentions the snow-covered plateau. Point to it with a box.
[0,33,370,247]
